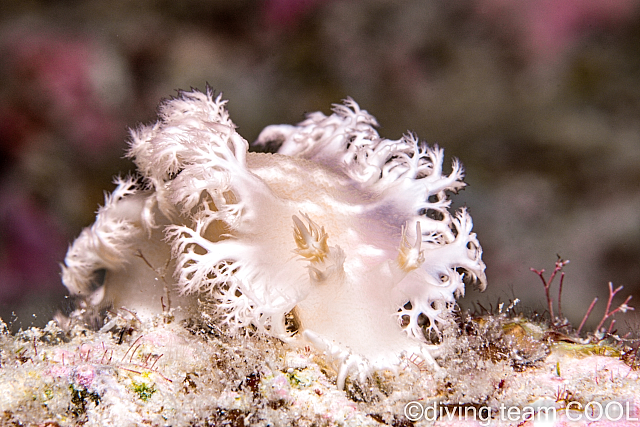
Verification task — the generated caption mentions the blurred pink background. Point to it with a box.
[1,0,639,332]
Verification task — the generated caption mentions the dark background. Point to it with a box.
[1,0,639,332]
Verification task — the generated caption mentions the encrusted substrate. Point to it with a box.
[0,310,637,427]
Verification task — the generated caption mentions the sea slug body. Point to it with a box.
[62,88,486,387]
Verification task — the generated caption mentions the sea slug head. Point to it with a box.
[62,89,486,387]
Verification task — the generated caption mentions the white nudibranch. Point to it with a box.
[62,88,486,388]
